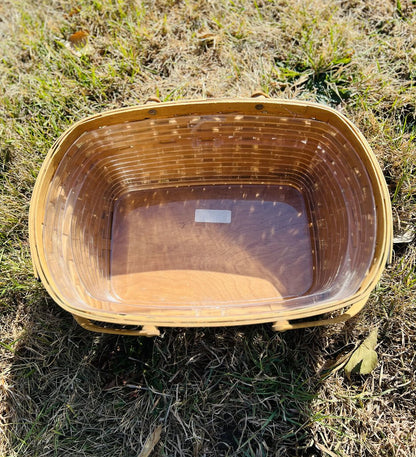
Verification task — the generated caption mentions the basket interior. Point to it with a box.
[42,112,377,316]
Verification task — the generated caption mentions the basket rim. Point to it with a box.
[28,98,393,327]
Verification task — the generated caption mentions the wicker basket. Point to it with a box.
[29,99,392,336]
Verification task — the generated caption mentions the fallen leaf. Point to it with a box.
[137,425,162,457]
[68,30,89,47]
[319,350,355,379]
[344,328,378,378]
[197,31,219,48]
[393,227,415,244]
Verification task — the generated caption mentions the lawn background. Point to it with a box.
[0,0,415,456]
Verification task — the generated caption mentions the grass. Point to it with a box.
[0,0,415,455]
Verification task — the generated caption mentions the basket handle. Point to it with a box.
[144,96,162,104]
[73,315,160,337]
[272,296,369,332]
[251,91,270,98]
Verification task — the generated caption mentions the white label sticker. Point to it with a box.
[195,209,231,224]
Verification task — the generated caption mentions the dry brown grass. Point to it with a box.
[1,0,415,456]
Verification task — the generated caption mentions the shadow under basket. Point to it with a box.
[29,99,392,336]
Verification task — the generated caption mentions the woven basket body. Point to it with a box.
[29,99,392,335]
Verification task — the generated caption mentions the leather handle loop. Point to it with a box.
[144,96,162,104]
[251,91,270,99]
